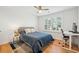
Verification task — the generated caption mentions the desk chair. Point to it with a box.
[59,29,69,47]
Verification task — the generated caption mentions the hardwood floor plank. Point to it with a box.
[43,39,79,53]
[0,43,13,53]
[0,39,79,53]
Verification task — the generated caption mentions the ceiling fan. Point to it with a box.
[34,6,49,13]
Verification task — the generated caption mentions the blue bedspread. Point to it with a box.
[19,32,54,53]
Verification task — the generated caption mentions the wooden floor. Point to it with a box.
[0,39,79,53]
[43,39,68,53]
[0,43,13,53]
[43,39,79,53]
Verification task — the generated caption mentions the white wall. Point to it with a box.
[0,6,37,45]
[38,7,78,31]
[78,7,79,32]
[0,6,79,45]
[37,7,78,40]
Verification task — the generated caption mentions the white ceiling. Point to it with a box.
[0,6,76,16]
[35,6,76,16]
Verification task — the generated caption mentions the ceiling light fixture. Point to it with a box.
[34,6,49,13]
[38,10,42,13]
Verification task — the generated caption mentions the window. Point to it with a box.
[45,17,62,31]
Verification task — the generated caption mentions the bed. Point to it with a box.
[18,27,54,53]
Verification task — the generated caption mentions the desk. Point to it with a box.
[64,31,79,50]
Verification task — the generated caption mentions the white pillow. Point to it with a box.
[25,29,31,33]
[25,29,36,33]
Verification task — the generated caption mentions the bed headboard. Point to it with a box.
[18,27,35,33]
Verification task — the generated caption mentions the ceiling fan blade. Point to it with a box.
[34,6,39,9]
[41,9,49,10]
[34,6,49,13]
[34,6,43,10]
[39,6,42,10]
